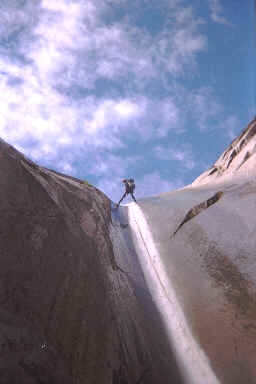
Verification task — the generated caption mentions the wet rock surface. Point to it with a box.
[110,205,183,384]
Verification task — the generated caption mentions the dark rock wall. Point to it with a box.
[0,139,120,384]
[0,139,183,384]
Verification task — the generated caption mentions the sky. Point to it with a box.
[0,0,255,203]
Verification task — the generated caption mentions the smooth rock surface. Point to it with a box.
[130,182,256,383]
[0,139,127,383]
[0,138,182,383]
[2,117,256,383]
[114,117,256,383]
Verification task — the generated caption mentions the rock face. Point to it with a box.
[191,117,256,187]
[0,139,120,383]
[0,139,182,384]
[2,116,256,384]
[131,117,256,384]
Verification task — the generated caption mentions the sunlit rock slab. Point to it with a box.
[134,178,256,383]
[191,118,256,188]
[113,118,256,384]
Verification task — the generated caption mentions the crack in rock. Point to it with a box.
[208,167,218,176]
[227,148,237,168]
[172,191,224,237]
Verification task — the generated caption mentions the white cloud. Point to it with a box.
[137,172,184,198]
[156,99,181,137]
[187,87,222,131]
[154,6,207,75]
[28,0,207,91]
[85,98,144,134]
[221,115,241,141]
[0,1,40,44]
[159,84,224,133]
[89,153,139,177]
[154,144,196,169]
[208,0,231,25]
[96,178,120,202]
[0,0,207,156]
[57,161,76,174]
[114,100,140,118]
[0,0,214,201]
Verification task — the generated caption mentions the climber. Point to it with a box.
[117,178,137,207]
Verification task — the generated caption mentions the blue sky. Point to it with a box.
[0,0,255,203]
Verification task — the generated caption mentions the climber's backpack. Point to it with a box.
[127,179,135,192]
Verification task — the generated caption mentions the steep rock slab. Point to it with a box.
[0,138,185,384]
[191,117,256,187]
[138,180,256,384]
[132,117,256,383]
[3,115,256,383]
[0,139,139,384]
[0,139,119,383]
[110,204,183,384]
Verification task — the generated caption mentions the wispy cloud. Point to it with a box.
[169,6,207,74]
[88,152,142,178]
[166,84,224,132]
[0,0,206,164]
[137,172,184,197]
[0,0,237,200]
[187,87,222,131]
[221,115,241,142]
[208,0,231,26]
[57,161,76,175]
[154,144,196,169]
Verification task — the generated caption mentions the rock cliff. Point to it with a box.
[0,139,181,383]
[2,116,256,384]
[135,116,256,384]
[0,138,120,383]
[191,117,256,187]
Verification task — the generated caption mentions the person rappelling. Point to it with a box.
[117,178,137,207]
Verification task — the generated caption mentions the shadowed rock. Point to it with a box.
[3,116,256,384]
[0,139,119,383]
[0,139,182,384]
